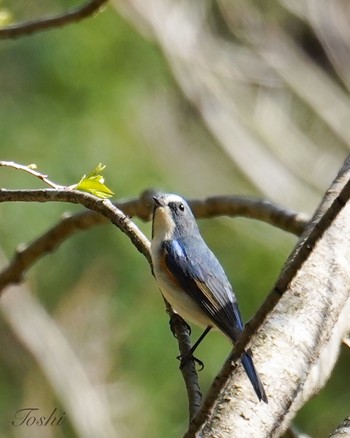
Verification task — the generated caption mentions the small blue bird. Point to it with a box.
[151,193,267,403]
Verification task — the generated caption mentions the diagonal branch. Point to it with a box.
[186,155,350,437]
[0,187,201,423]
[0,209,103,291]
[230,155,350,369]
[0,185,308,423]
[0,0,108,39]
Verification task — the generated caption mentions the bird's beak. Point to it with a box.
[153,196,166,208]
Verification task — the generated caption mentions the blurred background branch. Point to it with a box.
[0,260,119,438]
[114,0,349,211]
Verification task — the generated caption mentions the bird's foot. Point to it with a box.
[177,353,204,371]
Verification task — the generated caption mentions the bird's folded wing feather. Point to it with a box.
[163,239,243,342]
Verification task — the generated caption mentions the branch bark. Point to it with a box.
[329,414,350,438]
[0,0,108,39]
[185,157,350,437]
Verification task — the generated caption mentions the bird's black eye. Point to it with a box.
[168,201,185,213]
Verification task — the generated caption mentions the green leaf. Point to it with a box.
[0,9,13,27]
[74,163,114,199]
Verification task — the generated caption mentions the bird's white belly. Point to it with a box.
[150,236,214,328]
[152,261,213,328]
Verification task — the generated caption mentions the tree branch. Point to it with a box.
[168,311,202,422]
[0,188,151,278]
[0,0,108,39]
[0,188,308,297]
[0,209,102,291]
[0,187,202,423]
[185,155,350,437]
[0,185,308,424]
[0,188,308,234]
[189,196,308,236]
[0,161,64,188]
[329,413,350,438]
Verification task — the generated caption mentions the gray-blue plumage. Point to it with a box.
[163,236,244,340]
[151,193,267,403]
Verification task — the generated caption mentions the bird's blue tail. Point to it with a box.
[241,351,268,403]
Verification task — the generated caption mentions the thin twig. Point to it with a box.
[0,0,108,39]
[0,161,64,188]
[167,309,202,422]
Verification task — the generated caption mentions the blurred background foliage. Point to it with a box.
[0,0,350,437]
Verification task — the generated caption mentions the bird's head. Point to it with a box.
[152,193,198,240]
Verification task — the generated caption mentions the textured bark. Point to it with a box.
[329,414,350,438]
[194,166,350,437]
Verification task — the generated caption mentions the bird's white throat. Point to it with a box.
[152,206,176,242]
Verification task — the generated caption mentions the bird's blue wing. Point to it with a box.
[163,238,244,342]
[163,238,268,403]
